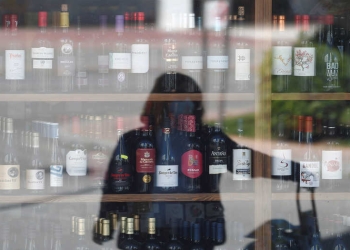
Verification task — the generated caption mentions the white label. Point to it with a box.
[50,165,63,187]
[156,165,178,187]
[272,149,292,176]
[31,47,54,59]
[300,161,320,187]
[0,165,20,190]
[131,44,149,73]
[182,56,203,70]
[233,149,252,180]
[272,46,292,75]
[66,150,87,176]
[207,56,229,69]
[235,49,250,80]
[5,50,25,80]
[109,53,131,69]
[322,150,342,179]
[33,59,53,69]
[26,169,45,190]
[294,47,315,76]
[209,164,227,174]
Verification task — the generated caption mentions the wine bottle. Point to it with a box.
[5,14,25,93]
[109,15,130,93]
[165,219,184,250]
[0,15,10,93]
[180,115,203,193]
[75,16,89,92]
[109,117,133,194]
[119,218,141,250]
[0,118,20,194]
[100,219,111,243]
[299,116,321,191]
[271,114,292,192]
[66,115,87,193]
[294,15,315,93]
[117,217,127,249]
[135,116,155,194]
[31,11,54,93]
[189,223,205,250]
[271,15,292,93]
[154,117,179,193]
[335,16,346,85]
[26,132,45,194]
[49,123,64,194]
[292,115,304,190]
[205,122,227,193]
[57,4,75,93]
[75,218,89,250]
[142,218,161,250]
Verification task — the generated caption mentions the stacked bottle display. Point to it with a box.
[0,5,254,94]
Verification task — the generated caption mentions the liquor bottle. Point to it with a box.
[180,115,203,193]
[5,14,25,93]
[233,6,252,93]
[31,11,54,93]
[294,15,315,92]
[109,15,130,93]
[189,223,205,250]
[135,116,155,194]
[119,218,141,250]
[66,115,87,193]
[271,15,292,93]
[131,12,150,93]
[49,123,64,194]
[206,16,228,92]
[75,218,89,250]
[271,114,292,192]
[110,213,118,239]
[0,118,20,194]
[321,118,342,192]
[319,15,341,92]
[75,16,89,92]
[291,115,304,190]
[205,122,227,193]
[165,219,184,250]
[133,215,143,244]
[26,132,45,194]
[88,116,109,192]
[57,4,75,93]
[232,118,252,192]
[94,15,110,92]
[117,217,127,249]
[142,218,161,250]
[299,116,321,191]
[154,117,179,193]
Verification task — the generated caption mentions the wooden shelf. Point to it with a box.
[0,193,255,203]
[0,93,254,102]
[271,93,350,101]
[272,192,350,201]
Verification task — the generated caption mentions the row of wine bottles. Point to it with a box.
[0,5,254,94]
[0,112,253,194]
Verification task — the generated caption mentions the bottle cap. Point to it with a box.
[32,132,39,148]
[10,14,18,30]
[60,12,69,28]
[2,14,9,29]
[137,12,144,21]
[102,219,110,236]
[187,115,196,132]
[115,15,124,32]
[148,218,156,234]
[134,215,140,231]
[38,11,47,27]
[61,4,68,12]
[77,218,85,236]
[298,116,304,132]
[324,15,334,25]
[126,218,134,234]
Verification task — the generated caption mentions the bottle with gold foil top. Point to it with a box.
[0,118,20,194]
[100,219,111,242]
[133,215,143,244]
[119,218,141,250]
[110,213,118,239]
[117,216,127,249]
[75,218,89,249]
[143,218,161,250]
[57,4,75,93]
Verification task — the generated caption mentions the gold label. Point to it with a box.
[238,6,245,16]
[0,165,20,190]
[143,174,151,183]
[60,12,69,27]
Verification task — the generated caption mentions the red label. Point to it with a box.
[136,148,155,173]
[181,150,203,178]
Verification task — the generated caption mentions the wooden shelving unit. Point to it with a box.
[271,93,350,101]
[272,192,350,201]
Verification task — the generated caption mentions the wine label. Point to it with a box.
[293,47,315,76]
[181,150,203,179]
[26,169,45,190]
[88,151,108,185]
[209,164,227,174]
[155,165,178,187]
[5,50,25,80]
[136,148,155,173]
[272,46,292,75]
[66,150,87,176]
[300,161,320,187]
[271,149,292,176]
[182,56,203,70]
[163,43,178,61]
[110,165,132,182]
[233,149,252,180]
[207,56,229,69]
[235,49,250,80]
[322,52,339,90]
[131,44,149,73]
[31,47,54,59]
[0,165,20,190]
[208,148,227,174]
[33,59,53,69]
[50,165,63,187]
[322,150,342,179]
[57,56,75,76]
[109,53,131,69]
[98,55,109,74]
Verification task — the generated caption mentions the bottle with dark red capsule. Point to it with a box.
[135,116,155,193]
[181,115,203,193]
